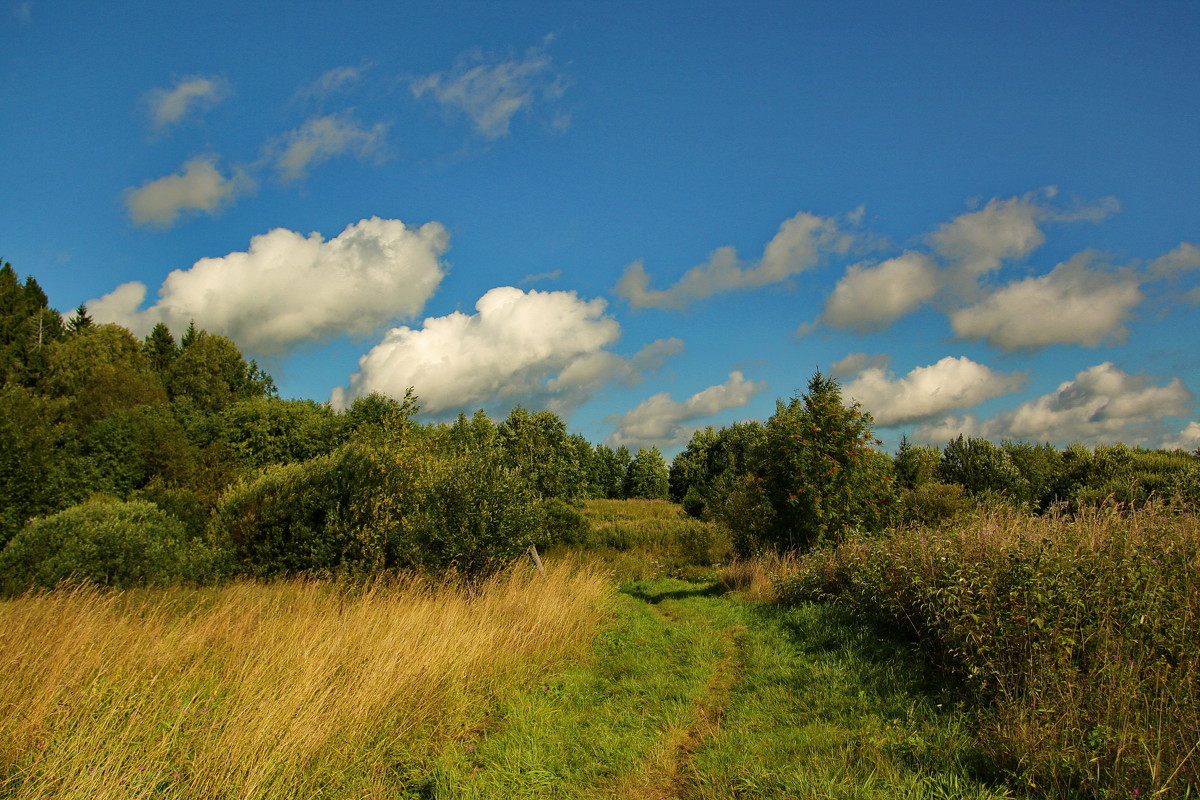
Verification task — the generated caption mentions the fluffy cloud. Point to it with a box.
[411,40,568,140]
[123,156,251,227]
[1163,421,1200,452]
[929,193,1047,292]
[331,287,677,416]
[606,372,768,449]
[274,113,389,182]
[90,217,447,355]
[840,355,1026,427]
[950,253,1142,350]
[145,76,230,128]
[616,212,853,310]
[820,252,939,332]
[913,362,1193,446]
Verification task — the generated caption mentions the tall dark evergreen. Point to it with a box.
[141,323,178,373]
[65,304,94,333]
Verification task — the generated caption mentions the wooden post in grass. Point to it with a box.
[527,544,545,574]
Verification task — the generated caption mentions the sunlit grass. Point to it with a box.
[0,564,612,799]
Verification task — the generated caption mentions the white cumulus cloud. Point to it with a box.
[411,40,568,140]
[950,252,1142,350]
[123,155,251,227]
[331,287,675,417]
[90,217,448,355]
[929,193,1047,292]
[606,371,768,450]
[913,362,1193,446]
[840,355,1026,427]
[616,212,853,310]
[820,252,939,332]
[273,113,389,182]
[145,75,230,128]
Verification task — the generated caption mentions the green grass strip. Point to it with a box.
[411,578,1018,800]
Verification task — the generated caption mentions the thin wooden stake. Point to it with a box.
[527,544,545,574]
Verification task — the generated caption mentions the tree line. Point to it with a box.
[2,257,1198,591]
[670,373,1200,554]
[0,261,672,591]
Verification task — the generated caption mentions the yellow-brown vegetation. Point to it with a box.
[0,564,612,799]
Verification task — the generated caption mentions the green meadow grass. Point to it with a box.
[424,576,1014,799]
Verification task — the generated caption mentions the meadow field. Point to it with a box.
[2,499,1197,798]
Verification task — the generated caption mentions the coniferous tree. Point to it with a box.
[65,304,94,333]
[141,322,178,373]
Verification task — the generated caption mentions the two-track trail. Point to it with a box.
[421,577,1017,800]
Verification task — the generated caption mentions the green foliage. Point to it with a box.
[140,321,178,373]
[213,397,345,470]
[624,446,669,500]
[0,499,221,594]
[777,506,1200,798]
[670,422,766,521]
[80,404,197,496]
[539,498,591,546]
[342,389,420,436]
[591,444,631,499]
[756,372,894,551]
[899,481,969,527]
[39,323,167,426]
[64,303,93,333]
[937,435,1026,501]
[165,330,273,413]
[212,432,545,578]
[0,262,66,385]
[0,386,88,548]
[894,435,941,490]
[497,406,587,502]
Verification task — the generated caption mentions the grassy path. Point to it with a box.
[417,577,1016,800]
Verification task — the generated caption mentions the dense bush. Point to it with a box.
[0,499,222,594]
[776,505,1200,798]
[212,432,545,578]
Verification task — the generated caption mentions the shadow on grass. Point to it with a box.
[620,579,727,605]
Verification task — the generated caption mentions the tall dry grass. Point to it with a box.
[775,503,1200,798]
[0,563,612,799]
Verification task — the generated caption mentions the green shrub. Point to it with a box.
[211,434,545,578]
[541,498,591,547]
[0,499,221,594]
[899,481,968,527]
[776,505,1200,797]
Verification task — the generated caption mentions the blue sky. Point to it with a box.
[3,1,1199,456]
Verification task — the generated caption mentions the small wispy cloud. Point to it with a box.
[145,75,230,129]
[606,371,768,449]
[616,211,855,310]
[411,38,569,140]
[272,112,390,182]
[123,155,252,228]
[295,65,367,103]
[12,2,32,23]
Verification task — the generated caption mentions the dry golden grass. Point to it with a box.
[0,563,612,799]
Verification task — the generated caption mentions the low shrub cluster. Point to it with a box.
[775,504,1200,798]
[0,499,223,594]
